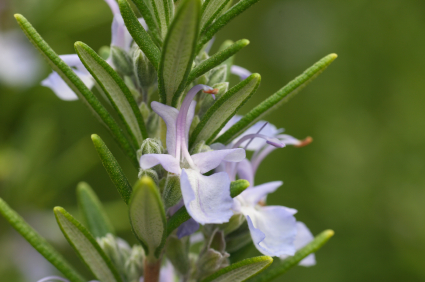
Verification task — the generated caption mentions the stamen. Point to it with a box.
[294,136,313,147]
[233,133,285,149]
[231,65,251,80]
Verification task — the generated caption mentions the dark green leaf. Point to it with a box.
[158,0,201,105]
[0,198,86,282]
[200,0,232,33]
[131,0,159,34]
[14,14,137,165]
[91,134,133,204]
[77,182,115,238]
[190,73,261,146]
[215,54,337,144]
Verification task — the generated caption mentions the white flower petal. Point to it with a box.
[240,181,283,206]
[104,0,120,15]
[140,154,181,175]
[151,102,179,157]
[180,169,233,225]
[41,70,94,101]
[111,15,133,51]
[236,159,254,186]
[231,65,251,80]
[280,222,316,266]
[191,148,246,174]
[243,206,297,256]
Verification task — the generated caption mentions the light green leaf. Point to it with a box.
[151,0,173,39]
[131,0,159,34]
[75,42,148,147]
[76,182,115,238]
[119,0,161,70]
[129,176,166,258]
[190,73,261,146]
[215,53,338,144]
[201,256,273,282]
[247,230,334,282]
[91,134,133,204]
[0,198,86,282]
[167,180,249,236]
[14,14,137,165]
[200,0,232,33]
[54,207,123,282]
[158,0,201,105]
[187,39,249,85]
[197,0,261,51]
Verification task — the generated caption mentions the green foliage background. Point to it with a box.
[1,0,424,281]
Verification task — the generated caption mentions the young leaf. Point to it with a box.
[201,256,273,282]
[215,54,338,144]
[14,14,137,165]
[187,39,249,85]
[197,0,261,51]
[129,176,166,258]
[247,230,334,282]
[167,180,250,236]
[0,198,86,282]
[91,134,133,204]
[131,0,159,34]
[200,0,232,33]
[118,0,161,70]
[76,182,115,238]
[54,207,123,282]
[190,73,261,146]
[75,42,148,147]
[158,0,201,105]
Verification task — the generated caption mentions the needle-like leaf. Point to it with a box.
[14,14,137,165]
[215,53,338,144]
[0,198,86,282]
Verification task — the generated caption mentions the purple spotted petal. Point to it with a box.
[244,206,297,256]
[151,102,179,157]
[140,154,181,175]
[240,181,283,206]
[191,148,246,174]
[180,169,233,224]
[177,218,200,239]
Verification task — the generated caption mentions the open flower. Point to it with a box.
[280,222,316,266]
[140,85,245,225]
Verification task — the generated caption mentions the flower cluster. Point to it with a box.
[1,0,336,281]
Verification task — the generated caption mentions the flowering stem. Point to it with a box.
[144,258,161,282]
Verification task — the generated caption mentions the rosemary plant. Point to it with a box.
[0,0,337,281]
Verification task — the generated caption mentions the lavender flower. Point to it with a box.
[140,84,246,225]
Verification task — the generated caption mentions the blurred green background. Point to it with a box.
[1,0,425,281]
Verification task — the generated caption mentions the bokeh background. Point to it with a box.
[1,0,425,281]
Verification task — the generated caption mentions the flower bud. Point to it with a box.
[111,46,133,76]
[97,234,131,276]
[208,64,227,85]
[137,138,164,159]
[162,174,182,210]
[134,49,157,93]
[124,245,145,282]
[138,168,159,185]
[98,46,110,60]
[198,82,228,118]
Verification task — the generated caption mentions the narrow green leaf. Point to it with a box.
[151,0,173,39]
[14,14,137,165]
[0,198,86,282]
[131,0,159,34]
[197,0,260,51]
[91,134,133,204]
[158,0,201,105]
[119,0,161,69]
[76,182,115,238]
[167,180,249,236]
[190,73,261,146]
[129,176,166,258]
[201,256,273,282]
[54,207,123,282]
[230,179,250,198]
[247,230,334,282]
[215,54,338,144]
[200,0,232,33]
[76,42,148,147]
[187,39,249,85]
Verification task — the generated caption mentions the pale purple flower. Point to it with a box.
[280,222,316,266]
[140,85,246,225]
[36,277,98,282]
[231,65,251,80]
